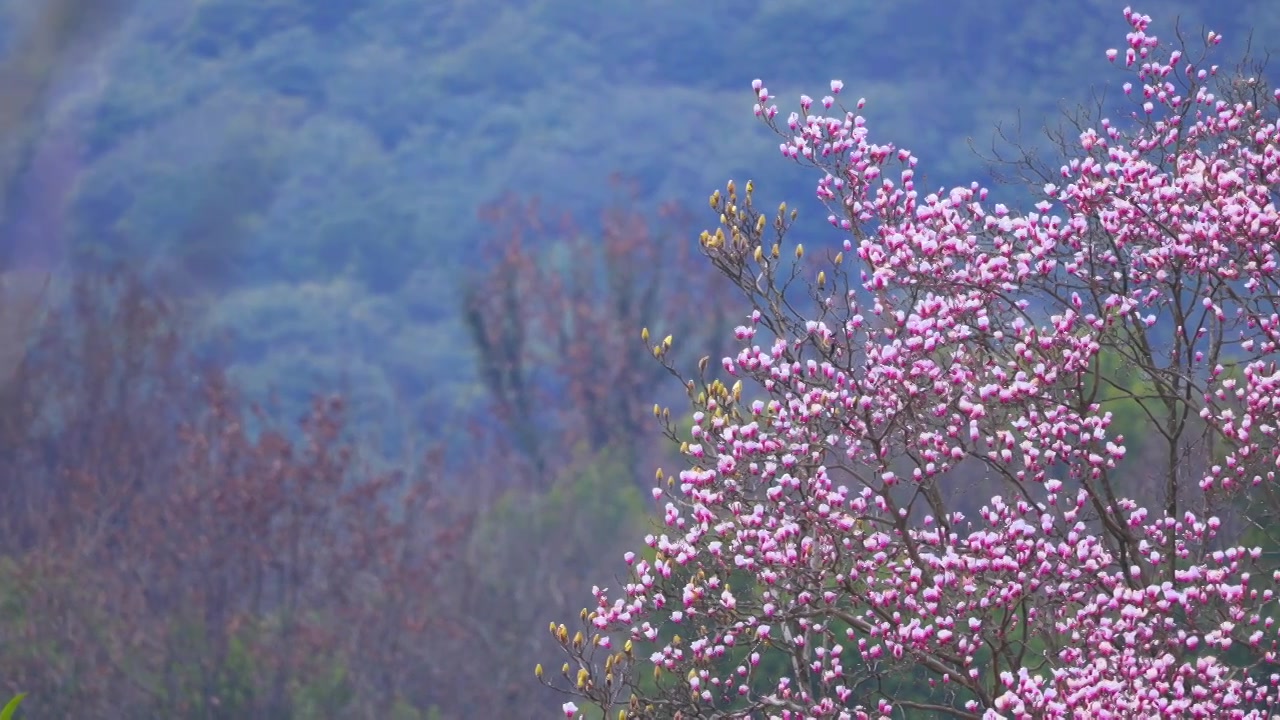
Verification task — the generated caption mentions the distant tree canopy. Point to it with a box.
[6,0,1272,450]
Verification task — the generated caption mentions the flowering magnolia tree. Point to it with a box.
[538,8,1280,719]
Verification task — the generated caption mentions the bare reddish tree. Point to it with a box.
[463,176,738,487]
[446,178,756,716]
[0,271,472,719]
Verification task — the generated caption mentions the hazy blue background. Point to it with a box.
[3,0,1274,460]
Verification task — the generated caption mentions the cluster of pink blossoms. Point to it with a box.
[550,8,1280,719]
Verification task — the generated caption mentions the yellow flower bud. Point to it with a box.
[753,245,764,263]
[779,201,787,215]
[577,667,589,688]
[746,179,754,194]
[834,251,843,265]
[562,662,570,676]
[535,663,543,678]
[756,214,767,234]
[817,270,826,288]
[795,244,804,259]
[641,326,649,342]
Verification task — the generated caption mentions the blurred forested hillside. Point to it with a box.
[4,0,1278,455]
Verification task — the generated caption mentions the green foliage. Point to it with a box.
[156,611,264,717]
[0,694,25,720]
[469,443,650,586]
[0,557,23,626]
[0,560,94,715]
[289,659,355,720]
[1083,347,1160,459]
